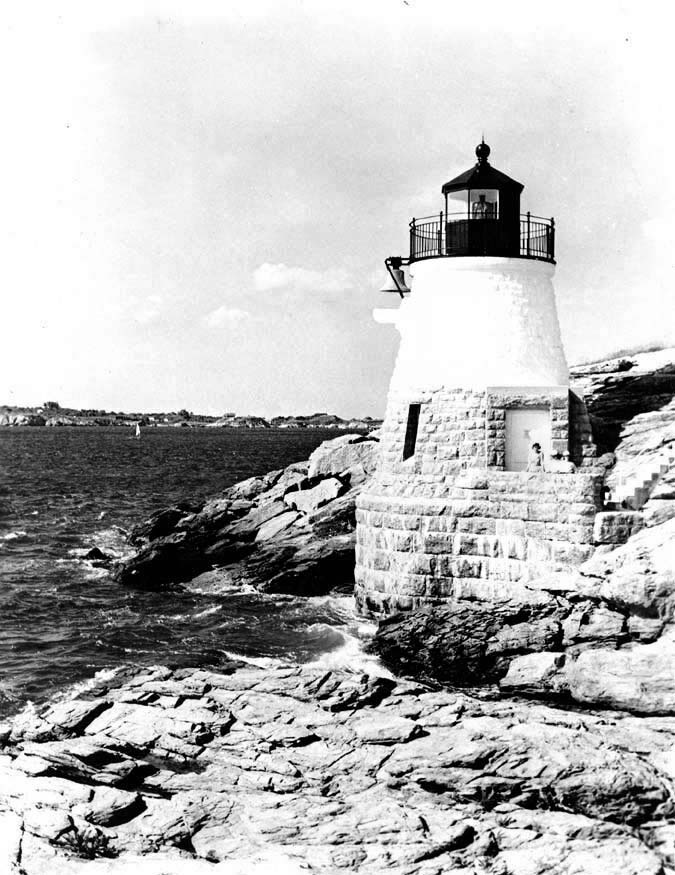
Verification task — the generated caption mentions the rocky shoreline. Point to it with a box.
[2,349,674,873]
[2,660,674,874]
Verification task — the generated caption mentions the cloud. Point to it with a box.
[253,263,354,296]
[134,295,163,325]
[642,217,674,243]
[204,306,251,328]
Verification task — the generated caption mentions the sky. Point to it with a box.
[1,0,673,417]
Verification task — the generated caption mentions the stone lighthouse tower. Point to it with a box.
[355,141,600,616]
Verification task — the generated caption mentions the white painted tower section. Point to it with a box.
[383,257,568,398]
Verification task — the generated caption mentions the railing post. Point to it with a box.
[437,212,442,256]
[526,211,531,257]
[410,218,415,261]
[550,217,555,260]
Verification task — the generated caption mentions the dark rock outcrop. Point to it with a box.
[370,600,564,685]
[571,347,675,454]
[112,433,379,595]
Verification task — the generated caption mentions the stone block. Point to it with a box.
[498,501,530,520]
[496,519,526,537]
[475,535,501,557]
[524,521,548,539]
[551,541,594,565]
[422,534,454,555]
[448,556,485,578]
[425,578,454,597]
[450,499,491,518]
[408,555,433,576]
[484,557,525,582]
[567,523,596,545]
[526,538,553,561]
[566,502,598,518]
[394,576,427,597]
[543,522,570,540]
[455,516,496,535]
[527,502,558,523]
[496,534,528,560]
[593,511,645,545]
[452,533,479,555]
[371,550,391,572]
[425,515,457,533]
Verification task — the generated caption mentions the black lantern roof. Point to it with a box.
[441,141,524,195]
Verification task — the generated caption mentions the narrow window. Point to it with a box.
[402,403,421,460]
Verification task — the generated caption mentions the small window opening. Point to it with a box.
[403,403,421,460]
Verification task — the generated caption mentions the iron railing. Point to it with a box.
[409,212,555,263]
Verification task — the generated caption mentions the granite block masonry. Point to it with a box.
[355,469,603,614]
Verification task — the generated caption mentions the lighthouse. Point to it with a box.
[355,141,601,616]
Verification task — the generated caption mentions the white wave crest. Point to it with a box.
[308,628,393,678]
[0,530,28,542]
[222,651,289,669]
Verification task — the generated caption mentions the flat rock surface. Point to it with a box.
[2,662,675,874]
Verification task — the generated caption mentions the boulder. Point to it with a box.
[226,500,288,540]
[83,547,114,569]
[73,786,143,827]
[307,434,378,480]
[256,533,356,596]
[500,651,567,695]
[567,631,675,713]
[226,470,281,501]
[284,477,344,514]
[128,502,204,545]
[579,518,675,619]
[254,511,301,542]
[561,604,626,645]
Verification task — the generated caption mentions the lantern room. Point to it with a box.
[402,141,555,266]
[441,140,522,257]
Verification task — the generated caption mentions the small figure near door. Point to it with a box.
[526,442,545,472]
[547,452,576,473]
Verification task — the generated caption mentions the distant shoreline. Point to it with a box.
[0,406,382,431]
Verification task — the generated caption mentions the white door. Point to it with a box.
[505,407,551,471]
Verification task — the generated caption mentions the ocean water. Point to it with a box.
[0,427,374,719]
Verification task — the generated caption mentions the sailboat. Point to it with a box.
[135,423,141,439]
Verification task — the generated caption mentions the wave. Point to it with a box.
[56,557,109,581]
[9,666,124,721]
[308,627,391,678]
[192,604,223,619]
[0,531,28,542]
[222,650,289,669]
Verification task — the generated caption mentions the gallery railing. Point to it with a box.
[409,212,555,263]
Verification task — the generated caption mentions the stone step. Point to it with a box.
[608,450,674,510]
